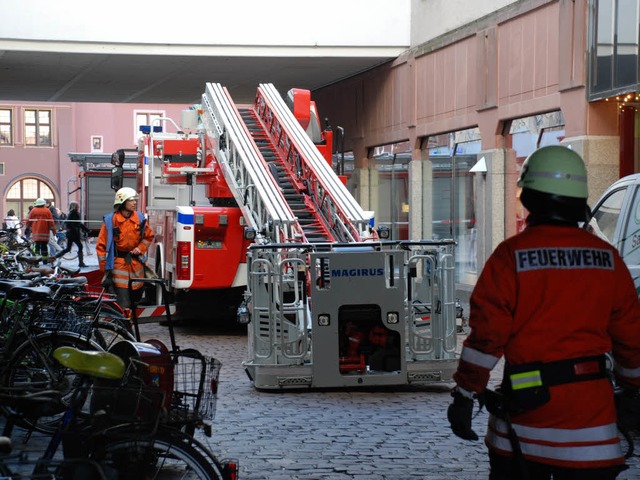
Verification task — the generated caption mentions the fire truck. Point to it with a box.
[109,115,252,319]
[67,152,137,234]
[112,83,460,389]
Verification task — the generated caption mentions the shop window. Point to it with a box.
[508,112,565,233]
[24,109,52,146]
[589,0,640,99]
[371,142,410,240]
[424,128,481,284]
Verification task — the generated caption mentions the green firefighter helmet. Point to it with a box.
[517,145,588,199]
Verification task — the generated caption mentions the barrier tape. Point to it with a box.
[135,305,176,318]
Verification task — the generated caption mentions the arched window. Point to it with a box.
[6,177,55,222]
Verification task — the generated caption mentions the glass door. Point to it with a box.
[425,129,481,284]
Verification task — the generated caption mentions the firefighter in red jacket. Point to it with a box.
[448,145,640,479]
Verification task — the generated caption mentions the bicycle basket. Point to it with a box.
[34,308,95,339]
[168,349,222,427]
[90,358,165,425]
[91,340,171,425]
[98,341,222,431]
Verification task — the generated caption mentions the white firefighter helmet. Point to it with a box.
[114,187,138,206]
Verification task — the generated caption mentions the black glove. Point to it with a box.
[101,270,114,289]
[448,388,479,441]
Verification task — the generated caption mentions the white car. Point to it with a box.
[589,174,640,293]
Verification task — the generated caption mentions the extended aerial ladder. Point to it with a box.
[201,83,459,389]
[201,83,371,245]
[201,83,297,244]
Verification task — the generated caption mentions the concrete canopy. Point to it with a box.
[0,0,410,104]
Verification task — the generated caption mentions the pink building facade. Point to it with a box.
[0,101,187,223]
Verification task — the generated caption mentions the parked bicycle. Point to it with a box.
[0,224,29,254]
[0,390,108,479]
[0,276,238,478]
[0,272,136,434]
[1,345,235,479]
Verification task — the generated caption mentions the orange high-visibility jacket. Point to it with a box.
[96,211,154,291]
[454,224,640,469]
[27,205,55,242]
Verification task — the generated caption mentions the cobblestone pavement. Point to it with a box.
[3,320,640,479]
[134,322,640,480]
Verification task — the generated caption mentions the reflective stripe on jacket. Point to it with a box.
[96,210,154,291]
[486,415,621,466]
[453,224,640,469]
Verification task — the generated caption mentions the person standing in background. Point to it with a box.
[24,206,34,239]
[45,199,63,256]
[3,209,21,234]
[55,202,89,268]
[27,198,56,257]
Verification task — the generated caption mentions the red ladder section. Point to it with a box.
[238,107,334,243]
[252,85,365,244]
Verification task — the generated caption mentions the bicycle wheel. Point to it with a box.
[90,319,136,350]
[98,429,224,479]
[72,296,127,320]
[2,332,101,434]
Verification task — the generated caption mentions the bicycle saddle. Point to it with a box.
[0,436,10,454]
[59,265,81,276]
[16,254,43,265]
[7,285,52,301]
[53,347,126,380]
[31,266,54,275]
[0,279,33,293]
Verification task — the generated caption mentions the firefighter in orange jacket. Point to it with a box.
[448,146,640,479]
[96,187,154,309]
[27,197,56,257]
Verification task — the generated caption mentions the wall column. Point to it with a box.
[560,136,619,208]
[476,148,506,266]
[408,148,425,241]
